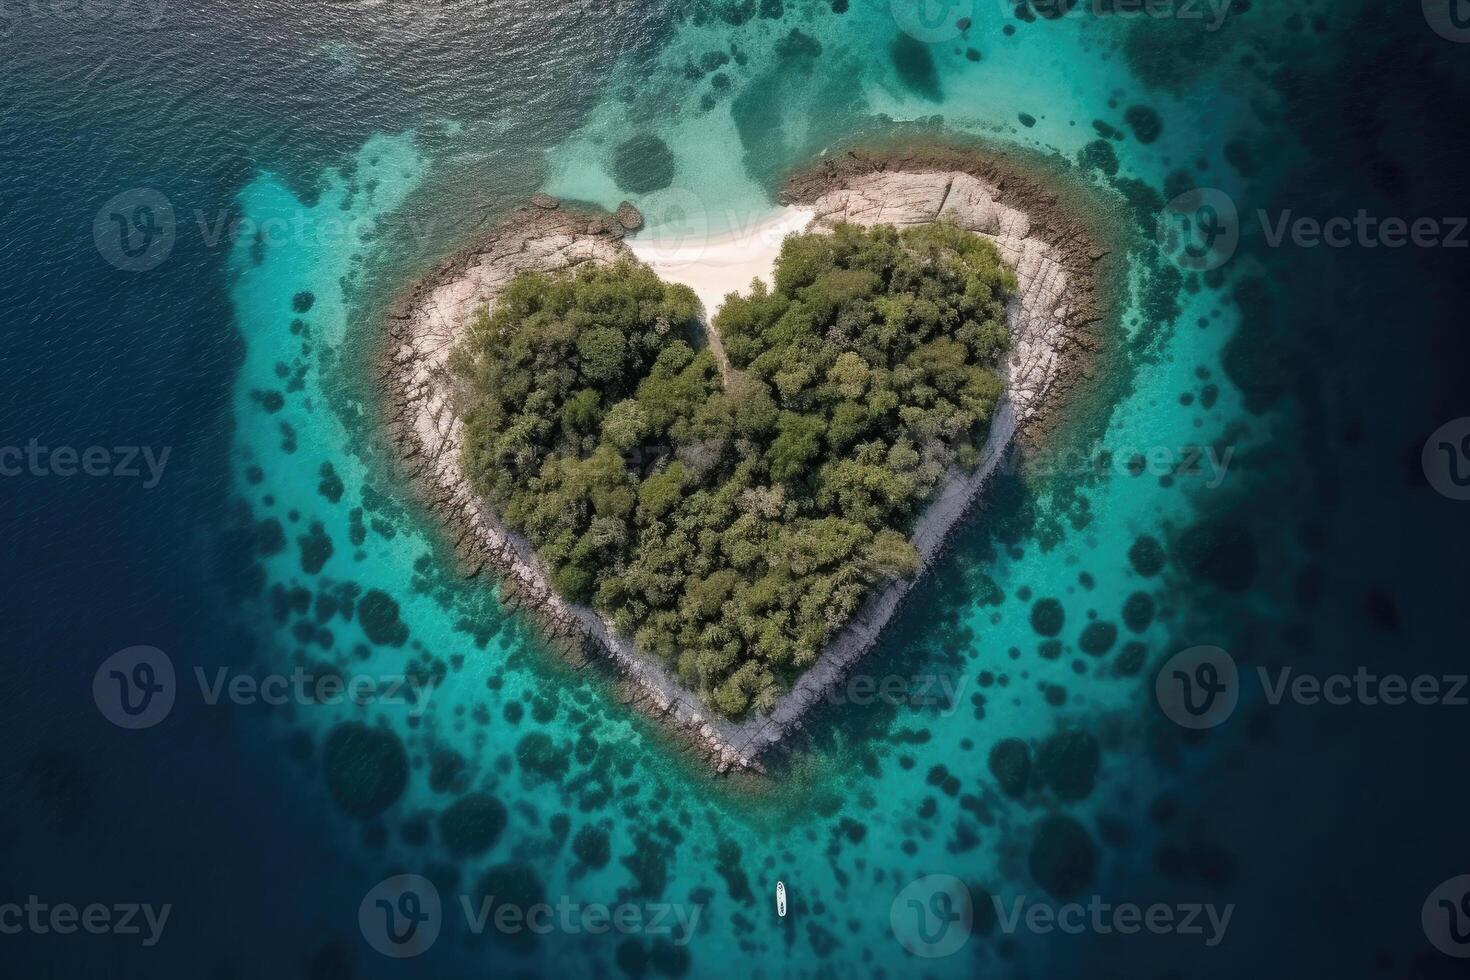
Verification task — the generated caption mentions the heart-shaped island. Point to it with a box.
[386,149,1105,773]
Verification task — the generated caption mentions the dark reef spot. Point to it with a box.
[1028,815,1097,900]
[1123,18,1227,91]
[1175,521,1258,592]
[926,764,961,797]
[612,134,676,195]
[255,518,285,556]
[429,747,466,793]
[616,939,647,977]
[650,937,693,975]
[1224,138,1255,177]
[1078,139,1119,177]
[1124,105,1163,143]
[322,722,407,818]
[807,922,839,957]
[987,738,1031,798]
[1038,732,1100,801]
[776,27,822,61]
[1128,535,1166,577]
[1223,277,1290,413]
[1078,621,1118,656]
[317,462,343,503]
[621,832,673,899]
[1030,597,1065,637]
[440,793,508,855]
[890,34,942,101]
[358,588,408,646]
[716,837,755,904]
[1018,112,1036,127]
[473,863,545,950]
[1115,641,1147,677]
[297,521,333,574]
[516,732,570,783]
[573,824,611,869]
[1122,591,1155,632]
[252,389,285,413]
[292,291,315,313]
[1361,588,1400,632]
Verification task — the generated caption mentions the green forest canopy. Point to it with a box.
[453,221,1015,718]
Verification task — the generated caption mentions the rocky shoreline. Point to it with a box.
[380,150,1108,775]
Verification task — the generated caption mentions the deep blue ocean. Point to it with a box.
[3,1,1470,977]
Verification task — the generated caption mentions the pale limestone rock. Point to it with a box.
[387,174,1089,773]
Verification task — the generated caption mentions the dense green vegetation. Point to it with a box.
[454,222,1014,717]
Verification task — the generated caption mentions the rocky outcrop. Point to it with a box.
[615,200,644,231]
[382,154,1107,775]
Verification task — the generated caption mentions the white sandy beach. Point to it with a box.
[627,206,815,319]
[388,170,1085,771]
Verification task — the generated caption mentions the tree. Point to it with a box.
[451,222,1013,717]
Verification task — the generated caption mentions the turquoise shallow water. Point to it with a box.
[8,1,1470,977]
[221,4,1279,976]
